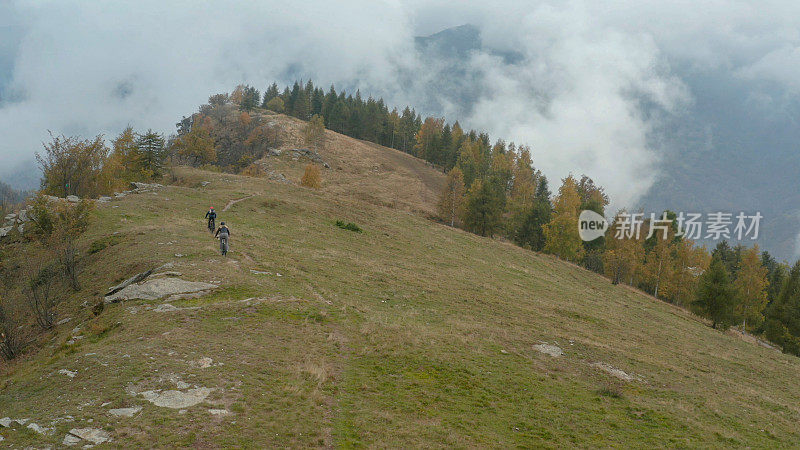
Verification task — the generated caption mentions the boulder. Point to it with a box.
[0,226,12,238]
[66,195,80,203]
[131,181,163,190]
[139,387,212,409]
[4,213,16,221]
[97,196,112,203]
[108,406,142,417]
[67,427,112,445]
[105,277,216,302]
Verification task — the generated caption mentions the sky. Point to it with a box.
[1,0,800,254]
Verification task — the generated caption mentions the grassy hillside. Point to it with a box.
[1,135,800,447]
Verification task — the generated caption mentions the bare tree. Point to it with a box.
[0,295,25,360]
[23,254,60,330]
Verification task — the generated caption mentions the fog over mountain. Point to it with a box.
[1,1,799,258]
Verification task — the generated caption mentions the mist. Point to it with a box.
[2,0,800,255]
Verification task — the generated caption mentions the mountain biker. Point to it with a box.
[205,207,216,232]
[215,222,230,256]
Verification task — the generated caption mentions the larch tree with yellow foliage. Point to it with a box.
[669,238,710,306]
[603,210,646,285]
[437,167,465,227]
[543,175,584,262]
[304,114,326,152]
[734,245,769,331]
[641,212,677,299]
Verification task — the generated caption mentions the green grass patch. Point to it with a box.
[335,220,362,233]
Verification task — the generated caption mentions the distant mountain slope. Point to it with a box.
[415,24,800,260]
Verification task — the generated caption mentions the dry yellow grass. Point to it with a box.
[1,125,799,447]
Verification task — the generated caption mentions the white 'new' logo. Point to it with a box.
[578,210,608,241]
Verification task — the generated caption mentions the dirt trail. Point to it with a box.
[223,195,254,212]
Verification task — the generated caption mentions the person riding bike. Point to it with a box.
[205,207,216,232]
[215,222,231,256]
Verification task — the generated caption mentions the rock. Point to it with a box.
[152,303,180,312]
[0,417,12,427]
[195,357,213,368]
[106,277,216,303]
[18,209,27,221]
[63,433,82,446]
[57,317,72,325]
[176,381,190,389]
[208,409,230,416]
[105,268,156,297]
[0,226,12,238]
[591,362,635,381]
[131,181,163,191]
[200,181,210,187]
[139,387,212,409]
[59,369,77,378]
[14,418,28,425]
[27,422,53,434]
[68,427,112,445]
[66,195,80,203]
[4,213,16,221]
[97,196,112,203]
[114,192,126,198]
[533,343,564,357]
[108,406,142,417]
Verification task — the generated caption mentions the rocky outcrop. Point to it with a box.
[105,277,216,303]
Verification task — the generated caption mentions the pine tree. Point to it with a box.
[437,167,465,227]
[693,257,736,329]
[542,175,584,262]
[461,178,506,237]
[262,82,280,107]
[136,130,166,178]
[764,261,800,355]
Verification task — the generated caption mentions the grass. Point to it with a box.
[335,220,362,233]
[1,155,800,446]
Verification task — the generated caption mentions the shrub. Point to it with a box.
[301,164,322,189]
[266,96,284,113]
[335,220,362,233]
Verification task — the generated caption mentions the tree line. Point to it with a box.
[18,79,800,358]
[220,79,800,356]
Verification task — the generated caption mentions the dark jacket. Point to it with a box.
[215,225,230,238]
[205,210,217,220]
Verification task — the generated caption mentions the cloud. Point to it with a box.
[1,0,800,218]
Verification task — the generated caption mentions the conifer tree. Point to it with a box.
[765,262,800,355]
[461,178,506,237]
[693,257,736,329]
[136,130,166,178]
